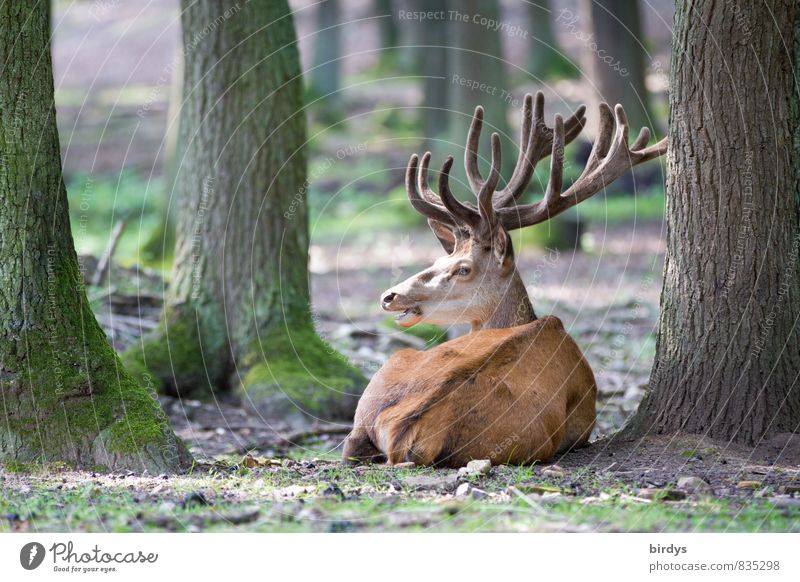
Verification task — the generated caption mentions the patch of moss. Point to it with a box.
[239,323,366,423]
[121,306,226,398]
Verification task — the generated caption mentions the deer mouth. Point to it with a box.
[394,306,422,326]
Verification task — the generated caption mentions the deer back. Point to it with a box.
[348,316,596,467]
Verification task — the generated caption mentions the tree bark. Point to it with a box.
[0,2,190,472]
[581,0,654,132]
[124,0,364,425]
[628,1,800,445]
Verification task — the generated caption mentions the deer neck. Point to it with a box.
[472,269,537,332]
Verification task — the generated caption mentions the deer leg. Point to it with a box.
[342,427,386,465]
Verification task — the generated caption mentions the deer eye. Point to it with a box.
[456,266,471,277]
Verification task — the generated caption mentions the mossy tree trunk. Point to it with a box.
[628,1,800,444]
[0,2,190,473]
[124,0,364,425]
[580,0,654,132]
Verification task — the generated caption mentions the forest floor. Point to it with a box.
[2,222,799,533]
[2,433,798,533]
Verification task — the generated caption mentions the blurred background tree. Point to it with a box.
[526,0,579,79]
[123,0,365,425]
[581,0,654,132]
[309,0,343,121]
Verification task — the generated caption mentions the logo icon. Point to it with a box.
[20,542,46,570]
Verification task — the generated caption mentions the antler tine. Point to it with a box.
[418,151,442,204]
[465,105,486,193]
[493,92,588,208]
[542,114,565,209]
[497,103,668,231]
[438,156,480,227]
[477,132,502,231]
[405,154,456,226]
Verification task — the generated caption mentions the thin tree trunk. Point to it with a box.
[375,0,398,68]
[141,48,183,265]
[421,0,449,143]
[0,2,190,472]
[628,1,800,445]
[124,0,364,425]
[581,0,654,132]
[526,0,578,79]
[448,0,513,182]
[310,0,342,107]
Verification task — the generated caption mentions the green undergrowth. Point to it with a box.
[240,323,367,422]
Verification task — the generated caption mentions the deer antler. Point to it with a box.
[466,92,587,209]
[496,103,667,230]
[404,93,667,240]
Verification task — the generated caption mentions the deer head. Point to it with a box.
[382,92,667,331]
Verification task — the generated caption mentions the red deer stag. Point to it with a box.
[343,93,666,467]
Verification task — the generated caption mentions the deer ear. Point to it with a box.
[427,219,456,254]
[492,227,513,270]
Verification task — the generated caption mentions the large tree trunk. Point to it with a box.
[124,0,364,425]
[0,3,190,472]
[628,1,800,444]
[581,0,654,133]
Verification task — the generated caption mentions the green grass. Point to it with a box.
[2,461,796,533]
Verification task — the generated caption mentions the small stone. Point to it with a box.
[402,474,458,492]
[736,480,762,490]
[541,465,565,478]
[465,459,491,475]
[455,483,471,497]
[150,484,166,495]
[470,487,488,500]
[677,476,712,494]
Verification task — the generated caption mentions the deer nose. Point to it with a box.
[381,292,398,309]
